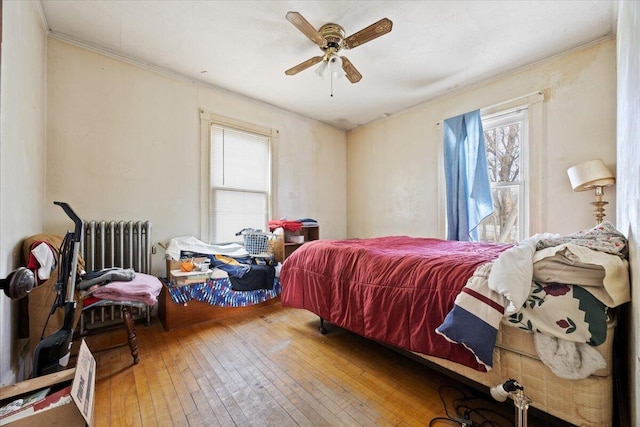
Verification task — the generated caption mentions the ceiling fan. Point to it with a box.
[284,12,393,84]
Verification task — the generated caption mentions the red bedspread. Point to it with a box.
[280,236,510,370]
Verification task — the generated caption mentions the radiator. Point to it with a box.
[79,220,153,334]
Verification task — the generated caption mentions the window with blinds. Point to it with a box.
[209,125,271,243]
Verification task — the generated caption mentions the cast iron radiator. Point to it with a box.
[79,220,152,334]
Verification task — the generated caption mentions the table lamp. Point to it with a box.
[567,159,616,224]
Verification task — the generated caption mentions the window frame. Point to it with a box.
[199,110,278,243]
[480,107,529,242]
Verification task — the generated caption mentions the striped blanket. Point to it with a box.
[435,263,502,367]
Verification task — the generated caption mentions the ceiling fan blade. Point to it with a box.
[285,56,324,76]
[340,56,362,83]
[286,11,327,47]
[343,18,393,49]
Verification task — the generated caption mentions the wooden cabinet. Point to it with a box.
[284,225,319,259]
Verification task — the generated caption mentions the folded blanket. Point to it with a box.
[533,250,606,287]
[533,244,630,307]
[88,272,162,305]
[268,220,302,232]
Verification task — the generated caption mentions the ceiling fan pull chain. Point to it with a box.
[331,73,334,97]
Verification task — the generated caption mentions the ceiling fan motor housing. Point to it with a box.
[319,23,345,52]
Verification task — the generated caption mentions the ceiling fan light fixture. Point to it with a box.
[314,60,329,78]
[315,55,345,80]
[329,56,346,79]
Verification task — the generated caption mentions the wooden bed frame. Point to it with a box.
[157,282,280,331]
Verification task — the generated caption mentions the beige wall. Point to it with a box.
[616,2,639,424]
[347,39,617,239]
[0,1,48,385]
[45,39,347,277]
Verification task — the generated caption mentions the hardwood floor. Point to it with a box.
[80,303,551,427]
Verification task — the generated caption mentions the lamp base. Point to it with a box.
[591,200,608,224]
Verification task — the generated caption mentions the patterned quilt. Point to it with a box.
[166,277,281,307]
[507,282,607,345]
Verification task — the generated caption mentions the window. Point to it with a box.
[201,112,274,244]
[477,108,528,243]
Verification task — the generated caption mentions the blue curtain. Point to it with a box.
[443,110,494,241]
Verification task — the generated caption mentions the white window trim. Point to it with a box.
[480,92,544,238]
[481,107,528,241]
[199,110,278,242]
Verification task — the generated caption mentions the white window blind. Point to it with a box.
[209,125,271,243]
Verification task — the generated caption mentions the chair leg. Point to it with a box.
[122,306,140,364]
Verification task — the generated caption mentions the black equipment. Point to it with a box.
[32,201,84,377]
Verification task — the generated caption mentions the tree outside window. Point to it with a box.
[477,109,527,243]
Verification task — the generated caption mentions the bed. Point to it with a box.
[159,236,282,330]
[280,223,630,427]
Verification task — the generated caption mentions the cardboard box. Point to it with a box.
[0,341,96,426]
[166,257,180,278]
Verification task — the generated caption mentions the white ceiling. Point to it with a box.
[39,1,617,130]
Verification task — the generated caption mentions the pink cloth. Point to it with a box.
[91,272,162,305]
[268,219,302,232]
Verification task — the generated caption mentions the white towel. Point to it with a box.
[31,242,56,280]
[534,332,606,379]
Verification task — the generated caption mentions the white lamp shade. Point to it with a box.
[316,56,346,80]
[314,61,329,78]
[329,56,346,79]
[567,159,615,191]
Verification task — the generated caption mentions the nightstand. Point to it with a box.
[284,225,319,259]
